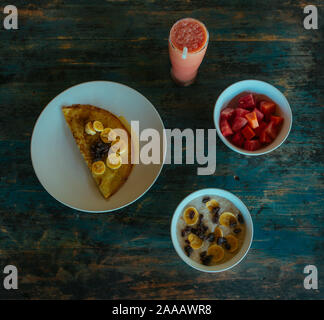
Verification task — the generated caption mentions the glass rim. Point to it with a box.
[168,18,209,55]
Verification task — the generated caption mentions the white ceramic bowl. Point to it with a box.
[31,81,166,213]
[214,80,292,156]
[171,188,253,272]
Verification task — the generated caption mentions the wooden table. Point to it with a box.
[0,0,323,299]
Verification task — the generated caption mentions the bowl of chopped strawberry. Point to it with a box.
[214,80,292,155]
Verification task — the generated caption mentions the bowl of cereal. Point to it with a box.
[170,188,253,272]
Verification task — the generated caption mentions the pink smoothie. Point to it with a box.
[169,18,208,86]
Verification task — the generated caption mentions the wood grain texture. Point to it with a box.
[0,0,323,299]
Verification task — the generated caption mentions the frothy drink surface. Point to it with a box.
[170,18,207,53]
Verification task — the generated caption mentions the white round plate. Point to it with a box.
[171,188,253,272]
[31,81,166,212]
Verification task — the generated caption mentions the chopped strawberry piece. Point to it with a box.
[241,125,256,140]
[244,140,261,151]
[231,117,248,132]
[235,108,250,118]
[238,93,256,109]
[253,108,264,122]
[220,107,235,121]
[220,119,233,137]
[231,132,245,148]
[245,111,259,129]
[270,115,284,127]
[264,121,278,139]
[260,101,276,119]
[254,121,267,137]
[259,130,272,144]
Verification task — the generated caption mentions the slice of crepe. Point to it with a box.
[62,104,133,199]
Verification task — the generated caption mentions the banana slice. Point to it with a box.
[93,120,104,132]
[183,207,199,226]
[188,233,203,250]
[106,152,122,170]
[85,122,96,135]
[207,244,224,263]
[225,235,239,253]
[100,128,117,143]
[213,226,223,239]
[206,199,219,211]
[219,212,238,227]
[111,139,128,155]
[91,161,106,175]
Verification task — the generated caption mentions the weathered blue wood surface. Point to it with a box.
[0,0,323,299]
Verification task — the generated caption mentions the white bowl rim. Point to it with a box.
[30,80,166,213]
[213,79,293,156]
[170,188,254,273]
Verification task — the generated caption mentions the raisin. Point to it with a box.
[191,228,198,235]
[184,245,193,257]
[207,233,215,242]
[225,243,231,251]
[212,206,220,215]
[199,223,206,232]
[188,210,195,220]
[195,222,208,240]
[217,237,227,245]
[234,228,241,234]
[238,214,244,224]
[212,215,219,224]
[90,140,111,161]
[198,231,205,240]
[200,251,207,259]
[202,255,213,266]
[202,196,210,203]
[182,226,191,236]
